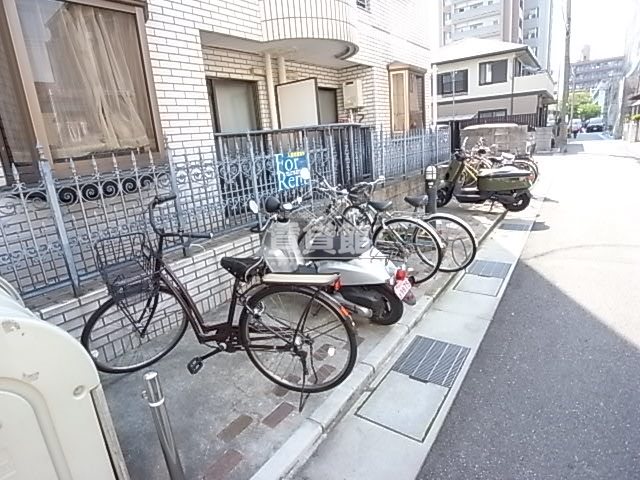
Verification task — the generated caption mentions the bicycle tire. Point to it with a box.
[81,285,189,373]
[372,217,442,284]
[419,213,477,272]
[239,285,357,393]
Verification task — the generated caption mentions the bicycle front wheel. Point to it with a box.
[240,285,357,393]
[420,214,477,272]
[372,217,443,284]
[81,285,189,373]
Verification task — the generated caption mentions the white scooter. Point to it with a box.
[249,196,414,325]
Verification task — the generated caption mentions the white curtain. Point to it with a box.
[24,1,152,158]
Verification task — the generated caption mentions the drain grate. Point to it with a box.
[393,336,470,388]
[499,221,532,231]
[466,260,511,279]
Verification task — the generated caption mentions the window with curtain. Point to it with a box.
[208,79,259,133]
[15,0,157,160]
[0,16,35,176]
[408,73,425,129]
[479,60,508,85]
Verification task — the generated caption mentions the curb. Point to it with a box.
[251,209,507,480]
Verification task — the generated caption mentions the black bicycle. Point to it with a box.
[81,194,357,394]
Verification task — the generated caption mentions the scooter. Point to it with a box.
[249,196,413,326]
[437,149,533,212]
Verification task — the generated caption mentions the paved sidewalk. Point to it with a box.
[102,203,504,480]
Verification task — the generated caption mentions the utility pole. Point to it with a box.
[558,0,572,152]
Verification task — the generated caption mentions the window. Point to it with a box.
[477,109,507,119]
[526,7,539,19]
[526,27,539,39]
[356,0,370,10]
[0,0,159,172]
[437,70,468,95]
[531,46,538,56]
[389,70,425,132]
[318,88,338,125]
[208,79,259,133]
[444,12,451,21]
[479,60,508,85]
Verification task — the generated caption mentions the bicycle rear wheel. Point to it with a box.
[240,285,357,393]
[81,285,189,373]
[420,214,477,272]
[372,217,443,284]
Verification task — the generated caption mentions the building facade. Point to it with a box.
[434,39,554,124]
[570,56,626,91]
[616,2,640,140]
[0,0,434,186]
[440,0,552,71]
[522,0,552,70]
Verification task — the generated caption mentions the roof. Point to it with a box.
[433,38,539,69]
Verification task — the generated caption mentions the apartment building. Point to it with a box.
[440,0,552,70]
[434,38,554,123]
[0,0,432,185]
[616,2,640,140]
[522,0,552,70]
[571,56,626,91]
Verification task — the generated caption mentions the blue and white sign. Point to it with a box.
[275,151,309,191]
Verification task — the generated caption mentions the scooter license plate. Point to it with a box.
[394,278,412,300]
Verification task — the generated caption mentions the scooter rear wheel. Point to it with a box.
[366,284,404,325]
[503,192,531,212]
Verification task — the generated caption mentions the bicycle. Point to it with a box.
[332,178,444,284]
[81,193,357,396]
[402,195,477,272]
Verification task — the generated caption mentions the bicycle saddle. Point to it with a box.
[221,256,263,282]
[368,200,393,212]
[404,195,429,208]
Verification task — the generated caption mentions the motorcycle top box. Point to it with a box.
[475,166,533,192]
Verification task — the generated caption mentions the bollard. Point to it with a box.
[143,371,186,480]
[425,165,438,214]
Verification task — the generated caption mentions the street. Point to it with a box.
[417,137,640,479]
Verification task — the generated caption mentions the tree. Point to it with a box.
[576,103,601,120]
[568,91,601,120]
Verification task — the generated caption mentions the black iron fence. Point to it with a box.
[0,124,450,299]
[459,113,543,130]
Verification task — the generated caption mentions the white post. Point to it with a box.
[277,56,287,84]
[265,53,279,129]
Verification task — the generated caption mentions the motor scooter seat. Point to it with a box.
[368,200,393,212]
[404,195,429,208]
[477,166,530,179]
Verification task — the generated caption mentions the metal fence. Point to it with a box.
[0,124,450,299]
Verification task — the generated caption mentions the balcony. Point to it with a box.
[452,24,501,41]
[450,3,501,22]
[513,72,555,101]
[260,0,358,62]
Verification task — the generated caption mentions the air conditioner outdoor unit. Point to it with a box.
[343,80,364,109]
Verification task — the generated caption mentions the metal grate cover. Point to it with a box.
[466,260,511,279]
[499,221,532,231]
[393,336,470,388]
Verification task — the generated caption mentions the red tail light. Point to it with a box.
[395,269,407,281]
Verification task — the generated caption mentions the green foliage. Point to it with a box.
[632,113,640,123]
[576,103,601,120]
[568,91,592,108]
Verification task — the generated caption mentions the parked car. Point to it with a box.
[569,118,583,138]
[586,117,605,132]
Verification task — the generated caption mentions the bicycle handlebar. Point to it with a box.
[148,194,214,240]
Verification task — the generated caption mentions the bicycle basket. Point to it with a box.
[94,233,158,304]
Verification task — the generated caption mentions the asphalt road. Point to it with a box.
[417,138,640,480]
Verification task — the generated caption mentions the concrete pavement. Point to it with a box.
[417,138,640,479]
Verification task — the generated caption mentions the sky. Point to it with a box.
[550,0,633,77]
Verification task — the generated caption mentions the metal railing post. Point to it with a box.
[166,142,188,255]
[402,130,407,176]
[378,127,386,179]
[247,133,263,227]
[37,145,81,296]
[143,371,186,480]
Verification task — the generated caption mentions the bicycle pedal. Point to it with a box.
[187,357,204,375]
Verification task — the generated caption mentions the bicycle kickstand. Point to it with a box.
[187,345,223,375]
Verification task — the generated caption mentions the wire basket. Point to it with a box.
[94,232,159,304]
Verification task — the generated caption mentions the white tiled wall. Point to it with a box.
[146,0,434,152]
